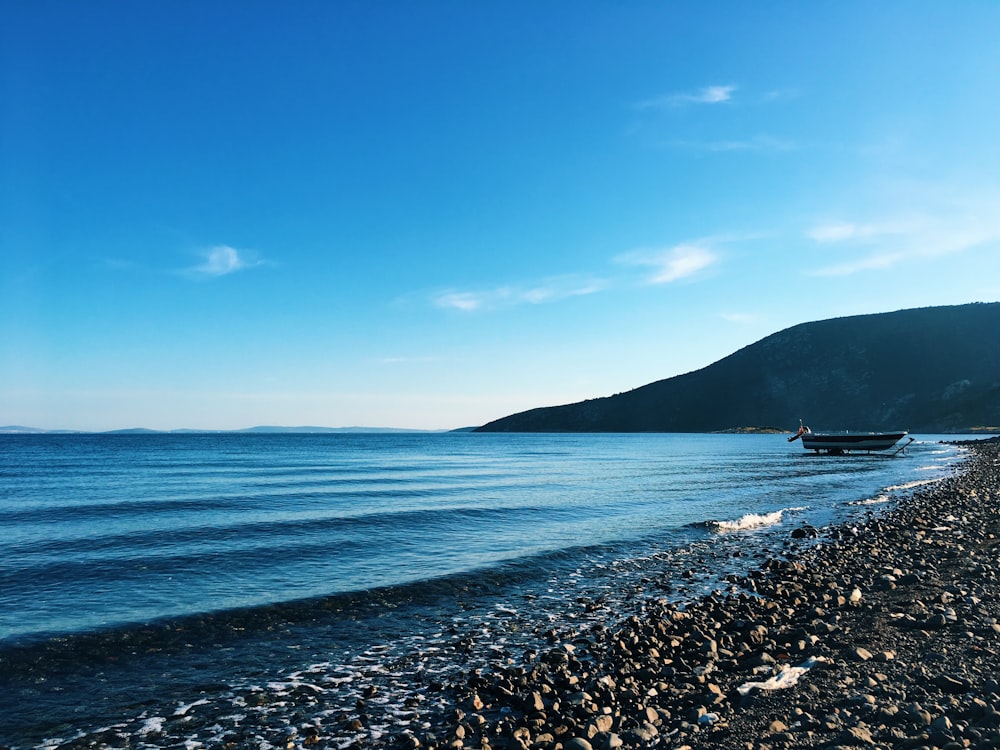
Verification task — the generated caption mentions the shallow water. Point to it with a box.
[0,432,963,746]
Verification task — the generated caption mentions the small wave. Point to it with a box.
[173,698,208,717]
[884,477,944,492]
[849,494,890,506]
[707,510,785,532]
[139,716,165,736]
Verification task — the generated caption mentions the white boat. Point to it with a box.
[788,423,910,454]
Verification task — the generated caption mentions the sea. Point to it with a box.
[0,432,964,748]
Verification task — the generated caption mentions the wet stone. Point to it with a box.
[840,724,875,745]
[924,613,950,630]
[933,674,972,694]
[848,647,874,662]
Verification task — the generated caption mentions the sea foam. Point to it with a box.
[710,510,785,532]
[737,656,828,695]
[884,477,944,491]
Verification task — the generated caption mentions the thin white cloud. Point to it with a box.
[808,252,906,277]
[185,245,260,278]
[434,291,484,311]
[433,276,607,312]
[807,221,911,244]
[701,135,796,153]
[805,187,1000,276]
[636,84,737,109]
[808,222,860,243]
[695,85,736,104]
[432,239,733,313]
[761,88,800,102]
[379,356,442,365]
[719,312,759,325]
[654,135,798,153]
[616,244,718,285]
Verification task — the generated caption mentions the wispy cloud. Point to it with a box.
[761,88,800,102]
[433,276,607,312]
[434,291,486,312]
[616,244,719,285]
[692,85,736,104]
[719,311,760,325]
[705,135,796,153]
[808,252,906,277]
[665,134,796,154]
[430,240,732,313]
[805,187,1000,276]
[378,356,442,365]
[184,245,261,279]
[808,222,859,243]
[632,85,796,155]
[807,221,911,244]
[636,84,737,110]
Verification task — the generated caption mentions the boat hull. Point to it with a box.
[800,431,908,453]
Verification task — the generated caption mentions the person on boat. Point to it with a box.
[787,421,811,442]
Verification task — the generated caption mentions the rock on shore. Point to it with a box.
[401,439,1000,750]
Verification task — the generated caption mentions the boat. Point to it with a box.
[788,422,911,454]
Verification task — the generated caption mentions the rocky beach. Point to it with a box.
[400,439,1000,750]
[7,438,999,750]
[412,438,1000,750]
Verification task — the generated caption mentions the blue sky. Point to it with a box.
[3,2,1000,431]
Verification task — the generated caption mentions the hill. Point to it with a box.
[476,302,1000,434]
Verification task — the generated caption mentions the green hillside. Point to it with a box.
[476,302,1000,434]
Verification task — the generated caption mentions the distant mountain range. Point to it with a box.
[0,426,445,435]
[477,302,1000,434]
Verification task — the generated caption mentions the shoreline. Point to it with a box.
[406,438,1000,750]
[4,440,996,749]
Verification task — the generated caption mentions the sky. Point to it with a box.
[3,2,1000,431]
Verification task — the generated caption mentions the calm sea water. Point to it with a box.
[0,432,962,746]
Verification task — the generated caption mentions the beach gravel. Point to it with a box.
[400,439,1000,750]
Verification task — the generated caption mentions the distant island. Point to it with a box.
[711,427,789,434]
[0,426,447,435]
[476,302,1000,434]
